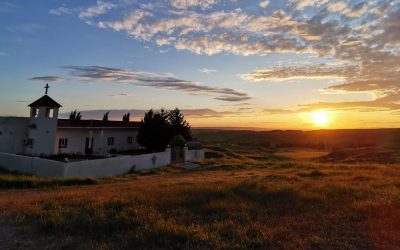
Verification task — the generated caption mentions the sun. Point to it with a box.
[312,111,330,126]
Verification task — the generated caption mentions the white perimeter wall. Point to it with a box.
[0,117,29,154]
[184,147,205,162]
[64,149,171,178]
[0,152,65,177]
[0,148,204,178]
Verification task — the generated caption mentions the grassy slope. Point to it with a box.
[1,159,400,248]
[0,168,98,189]
[0,129,400,249]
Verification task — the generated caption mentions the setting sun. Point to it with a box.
[312,111,329,126]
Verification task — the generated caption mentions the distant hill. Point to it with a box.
[193,127,272,131]
[193,128,400,150]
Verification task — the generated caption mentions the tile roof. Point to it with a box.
[57,119,141,128]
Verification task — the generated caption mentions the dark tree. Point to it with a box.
[103,112,110,121]
[168,108,192,141]
[69,110,82,120]
[137,109,170,151]
[122,113,130,122]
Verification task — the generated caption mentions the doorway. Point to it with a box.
[171,146,184,164]
[85,137,94,155]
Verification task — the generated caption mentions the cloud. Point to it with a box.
[78,1,116,20]
[49,6,74,16]
[62,65,250,102]
[53,0,397,58]
[107,93,132,97]
[291,0,329,9]
[52,0,400,113]
[0,52,8,57]
[0,2,18,13]
[343,2,368,18]
[241,63,358,81]
[199,68,217,74]
[263,108,297,114]
[50,1,116,22]
[170,0,218,9]
[96,8,306,56]
[29,76,65,82]
[326,1,347,13]
[259,0,269,8]
[214,95,251,102]
[299,100,400,112]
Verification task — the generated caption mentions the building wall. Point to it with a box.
[55,127,139,155]
[26,107,59,156]
[0,117,29,154]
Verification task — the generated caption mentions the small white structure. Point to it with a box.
[0,87,139,156]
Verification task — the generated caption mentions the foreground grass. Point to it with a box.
[1,155,400,249]
[0,168,98,189]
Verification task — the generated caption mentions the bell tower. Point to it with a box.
[26,84,61,156]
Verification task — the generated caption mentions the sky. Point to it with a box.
[0,0,399,130]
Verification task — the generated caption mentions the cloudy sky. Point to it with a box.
[0,0,399,129]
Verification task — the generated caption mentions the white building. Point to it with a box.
[0,90,139,156]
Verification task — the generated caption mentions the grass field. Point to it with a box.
[0,130,400,249]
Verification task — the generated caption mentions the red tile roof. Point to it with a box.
[57,119,140,128]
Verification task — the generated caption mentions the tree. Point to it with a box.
[137,108,193,151]
[122,113,130,122]
[168,108,192,141]
[69,110,82,120]
[103,112,110,121]
[137,109,170,151]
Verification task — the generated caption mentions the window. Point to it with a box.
[108,137,114,146]
[127,136,133,144]
[45,108,54,118]
[31,108,39,118]
[58,138,68,148]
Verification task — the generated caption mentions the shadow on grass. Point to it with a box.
[175,181,325,219]
[21,199,214,249]
[14,180,377,249]
[297,170,326,178]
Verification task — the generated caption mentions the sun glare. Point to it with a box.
[312,111,329,127]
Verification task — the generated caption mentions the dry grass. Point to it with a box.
[0,168,98,189]
[1,152,400,249]
[275,149,329,160]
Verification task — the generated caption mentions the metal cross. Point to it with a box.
[44,83,50,95]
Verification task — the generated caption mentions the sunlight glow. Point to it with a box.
[312,111,330,126]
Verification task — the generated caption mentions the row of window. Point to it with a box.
[58,136,135,148]
[108,136,135,145]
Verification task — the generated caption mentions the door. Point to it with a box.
[171,146,184,164]
[85,137,94,155]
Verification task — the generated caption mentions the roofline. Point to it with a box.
[57,126,139,129]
